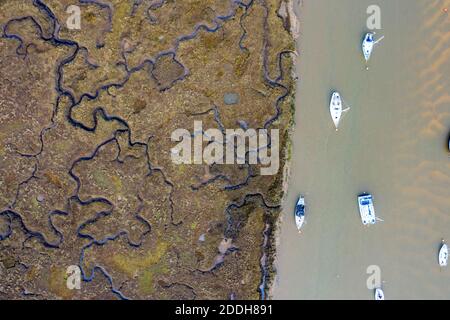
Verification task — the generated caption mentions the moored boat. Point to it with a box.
[329,91,343,130]
[295,196,305,232]
[375,288,385,300]
[357,193,377,225]
[362,32,375,62]
[439,240,448,267]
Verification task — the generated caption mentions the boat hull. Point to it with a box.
[329,92,342,129]
[375,288,385,300]
[439,243,448,267]
[358,193,377,225]
[295,196,305,231]
[295,215,304,231]
[362,33,374,62]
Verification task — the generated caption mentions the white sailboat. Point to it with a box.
[362,32,375,62]
[294,196,305,233]
[329,92,343,131]
[362,32,385,69]
[375,288,385,300]
[439,240,448,267]
[357,193,377,225]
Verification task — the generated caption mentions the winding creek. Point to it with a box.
[2,0,289,299]
[274,0,450,299]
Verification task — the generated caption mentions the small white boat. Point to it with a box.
[439,241,448,267]
[357,193,377,225]
[329,92,343,130]
[362,32,375,62]
[375,288,385,300]
[294,196,305,232]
